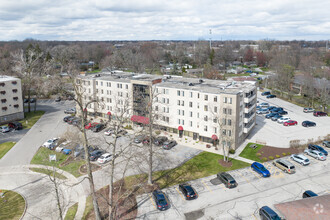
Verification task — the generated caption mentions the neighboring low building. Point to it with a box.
[77,72,257,149]
[0,76,24,124]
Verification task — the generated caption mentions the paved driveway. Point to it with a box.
[136,155,330,219]
[247,92,330,147]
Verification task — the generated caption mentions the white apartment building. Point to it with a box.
[0,76,24,124]
[77,72,257,149]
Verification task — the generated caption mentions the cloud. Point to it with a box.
[0,0,329,40]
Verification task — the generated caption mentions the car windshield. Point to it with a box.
[47,140,53,143]
[158,199,167,206]
[319,153,324,156]
[229,180,236,184]
[259,166,267,171]
[304,159,309,162]
[289,166,295,169]
[271,215,281,220]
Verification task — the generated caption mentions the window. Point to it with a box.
[117,83,119,88]
[197,113,199,118]
[204,116,208,121]
[214,127,217,133]
[190,111,193,117]
[190,92,193,98]
[0,83,5,87]
[228,130,232,136]
[178,119,181,124]
[223,108,227,114]
[163,98,165,103]
[96,89,98,93]
[197,103,199,109]
[0,91,5,95]
[1,99,6,103]
[12,81,17,85]
[166,117,169,122]
[88,81,90,86]
[166,107,169,113]
[12,89,18,93]
[213,118,217,123]
[167,98,169,104]
[2,107,7,111]
[88,88,91,93]
[163,107,166,112]
[177,100,180,105]
[228,109,232,115]
[182,120,184,125]
[198,93,200,99]
[222,118,226,125]
[229,97,232,104]
[177,90,180,96]
[204,105,208,111]
[204,126,208,131]
[214,96,217,102]
[214,106,217,113]
[182,110,184,116]
[204,95,208,101]
[178,109,181,115]
[101,89,103,94]
[182,91,184,96]
[126,84,128,89]
[181,101,184,106]
[224,97,227,103]
[228,119,232,126]
[96,81,98,86]
[155,106,158,111]
[222,129,226,135]
[13,97,18,101]
[190,121,193,127]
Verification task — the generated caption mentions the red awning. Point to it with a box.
[131,115,149,124]
[212,134,218,140]
[107,112,111,115]
[178,126,183,131]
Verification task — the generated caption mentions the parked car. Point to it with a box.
[23,98,29,103]
[134,135,145,144]
[302,120,316,127]
[271,107,283,113]
[64,108,76,114]
[261,91,271,96]
[104,128,115,136]
[251,162,270,177]
[257,109,269,115]
[283,120,297,126]
[42,138,59,149]
[266,94,276,99]
[302,190,318,198]
[89,150,104,161]
[267,106,277,111]
[259,206,281,220]
[271,115,282,121]
[92,124,105,132]
[30,98,36,103]
[178,183,198,200]
[8,122,23,130]
[290,154,310,166]
[97,153,112,164]
[304,149,326,161]
[142,136,154,145]
[62,149,72,155]
[0,126,10,133]
[303,107,314,113]
[277,117,290,124]
[217,172,238,188]
[162,141,177,150]
[63,115,75,122]
[272,159,295,174]
[256,105,261,110]
[265,112,279,119]
[85,122,98,129]
[73,145,83,158]
[308,144,328,156]
[154,136,168,146]
[72,118,82,126]
[259,103,269,107]
[313,111,328,117]
[67,117,78,124]
[323,141,330,148]
[277,110,288,115]
[117,130,128,137]
[55,97,61,102]
[152,190,170,211]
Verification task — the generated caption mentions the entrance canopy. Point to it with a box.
[131,115,149,124]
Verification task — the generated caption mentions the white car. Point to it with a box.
[97,153,112,164]
[304,149,326,161]
[0,126,10,133]
[277,117,290,124]
[257,109,269,114]
[42,138,59,149]
[259,103,269,107]
[290,154,310,166]
[104,128,114,136]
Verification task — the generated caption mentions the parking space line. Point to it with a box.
[252,214,258,220]
[219,183,226,189]
[148,194,156,209]
[175,188,185,201]
[249,169,261,179]
[235,170,251,184]
[201,180,212,192]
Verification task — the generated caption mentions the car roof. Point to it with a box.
[101,153,111,157]
[261,206,278,216]
[304,190,318,196]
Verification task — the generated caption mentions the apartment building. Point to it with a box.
[77,72,257,149]
[0,76,24,124]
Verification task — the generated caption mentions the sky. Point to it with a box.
[0,0,329,41]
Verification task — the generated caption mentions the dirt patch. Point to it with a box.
[218,159,233,167]
[257,146,301,160]
[79,164,101,174]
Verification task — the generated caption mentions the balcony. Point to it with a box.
[244,94,256,103]
[244,111,255,123]
[243,121,255,133]
[244,103,256,113]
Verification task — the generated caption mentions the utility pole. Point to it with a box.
[209,29,212,50]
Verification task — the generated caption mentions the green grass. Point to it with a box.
[82,196,93,220]
[239,142,264,162]
[0,142,16,159]
[30,147,86,177]
[19,110,45,129]
[29,168,67,180]
[65,203,78,220]
[0,190,25,220]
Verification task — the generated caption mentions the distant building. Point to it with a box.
[0,76,24,124]
[240,44,259,51]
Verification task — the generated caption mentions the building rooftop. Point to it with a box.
[79,72,256,94]
[0,75,19,82]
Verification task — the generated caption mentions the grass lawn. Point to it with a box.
[0,142,16,159]
[65,203,78,220]
[19,110,45,129]
[29,168,67,180]
[0,190,25,220]
[239,142,264,162]
[30,147,86,177]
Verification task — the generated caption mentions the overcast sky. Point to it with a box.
[0,0,329,41]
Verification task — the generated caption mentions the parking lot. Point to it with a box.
[136,153,330,219]
[248,91,330,147]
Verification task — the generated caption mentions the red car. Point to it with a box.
[313,111,327,117]
[85,122,98,129]
[283,120,298,126]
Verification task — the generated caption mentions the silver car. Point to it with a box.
[304,149,326,161]
[290,154,310,165]
[0,126,10,133]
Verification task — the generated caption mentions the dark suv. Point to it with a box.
[217,172,238,188]
[154,136,168,146]
[89,150,104,161]
[259,206,281,220]
[8,122,23,130]
[308,144,328,156]
[152,190,169,211]
[178,183,197,200]
[313,111,327,117]
[162,141,177,150]
[261,91,271,96]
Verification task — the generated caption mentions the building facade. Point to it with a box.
[0,76,24,124]
[77,72,257,149]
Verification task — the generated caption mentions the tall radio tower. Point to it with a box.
[209,29,212,49]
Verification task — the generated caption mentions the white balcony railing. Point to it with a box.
[244,94,256,103]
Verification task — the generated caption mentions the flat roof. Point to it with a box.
[0,75,19,82]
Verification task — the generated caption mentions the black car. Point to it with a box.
[23,98,29,103]
[89,150,104,161]
[277,110,288,115]
[308,144,328,156]
[267,106,277,111]
[261,91,271,96]
[55,97,61,102]
[179,183,197,200]
[259,206,281,220]
[152,190,169,211]
[154,136,168,146]
[302,190,318,198]
[67,117,79,124]
[92,124,105,132]
[323,141,330,148]
[266,94,276,98]
[302,120,316,127]
[217,172,238,188]
[162,141,177,150]
[271,107,283,113]
[8,122,23,130]
[265,112,279,119]
[64,116,75,123]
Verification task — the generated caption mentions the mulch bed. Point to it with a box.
[257,146,301,159]
[218,159,233,167]
[79,164,101,174]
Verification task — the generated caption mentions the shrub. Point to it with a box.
[215,147,218,150]
[282,153,286,156]
[262,157,268,161]
[124,125,132,130]
[275,155,280,158]
[286,152,291,155]
[155,130,161,135]
[256,153,261,156]
[229,149,236,154]
[185,138,187,141]
[268,156,274,160]
[196,141,199,143]
[206,144,211,148]
[170,135,172,137]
